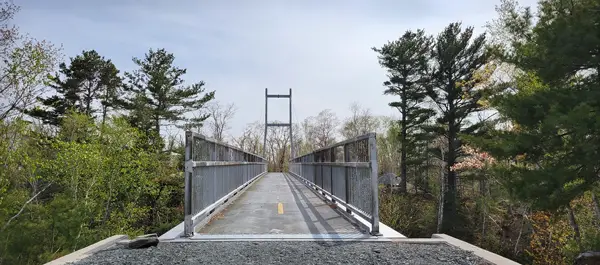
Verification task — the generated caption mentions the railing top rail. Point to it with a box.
[186,131,266,161]
[289,132,375,162]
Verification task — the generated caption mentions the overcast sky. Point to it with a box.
[15,0,537,139]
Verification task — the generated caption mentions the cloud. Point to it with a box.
[13,0,538,140]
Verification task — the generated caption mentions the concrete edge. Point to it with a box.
[432,234,521,265]
[160,172,267,241]
[158,220,185,240]
[44,234,128,265]
[165,237,447,243]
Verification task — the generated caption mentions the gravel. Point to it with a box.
[70,241,492,265]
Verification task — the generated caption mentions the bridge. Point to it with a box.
[45,89,520,265]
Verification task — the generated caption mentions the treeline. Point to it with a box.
[0,2,215,264]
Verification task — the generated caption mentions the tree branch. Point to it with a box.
[1,182,52,232]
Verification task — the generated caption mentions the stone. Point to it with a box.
[574,251,600,265]
[116,234,159,249]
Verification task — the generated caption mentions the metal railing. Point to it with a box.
[184,131,267,237]
[288,133,381,235]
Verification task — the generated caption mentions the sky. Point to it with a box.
[14,0,537,139]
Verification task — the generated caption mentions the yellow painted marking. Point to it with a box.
[277,202,284,214]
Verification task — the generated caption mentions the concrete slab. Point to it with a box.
[44,234,128,265]
[432,234,521,264]
[197,173,364,235]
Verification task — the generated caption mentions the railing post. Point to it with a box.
[368,134,381,236]
[343,144,351,211]
[184,131,194,237]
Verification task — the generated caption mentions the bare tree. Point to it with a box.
[205,101,236,142]
[265,122,290,171]
[233,121,263,155]
[303,109,339,149]
[340,102,380,139]
[377,116,401,174]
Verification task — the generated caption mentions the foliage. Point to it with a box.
[475,0,600,212]
[425,21,494,236]
[527,211,572,264]
[374,29,435,192]
[25,50,119,126]
[451,145,496,172]
[0,113,181,265]
[379,191,437,238]
[121,48,215,140]
[377,119,401,174]
[1,38,61,121]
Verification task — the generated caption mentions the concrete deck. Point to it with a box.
[197,173,364,236]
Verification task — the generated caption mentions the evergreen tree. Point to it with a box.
[26,50,120,126]
[427,22,491,235]
[373,29,435,192]
[121,48,215,149]
[476,0,600,211]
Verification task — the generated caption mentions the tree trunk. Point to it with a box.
[592,193,600,227]
[400,116,408,192]
[437,147,444,233]
[567,203,583,252]
[413,164,418,193]
[442,123,458,234]
[480,179,487,245]
[101,105,108,127]
[424,150,430,193]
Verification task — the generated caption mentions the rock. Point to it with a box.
[116,239,131,247]
[136,233,158,239]
[574,251,600,265]
[116,234,159,249]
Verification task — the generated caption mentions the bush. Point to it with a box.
[379,190,437,237]
[0,114,182,265]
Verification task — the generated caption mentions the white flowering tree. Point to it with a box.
[450,145,497,244]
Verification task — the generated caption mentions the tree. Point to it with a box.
[427,22,492,234]
[26,50,118,126]
[234,121,263,155]
[0,1,19,55]
[121,48,215,148]
[340,102,380,139]
[377,117,401,174]
[205,101,236,142]
[0,113,180,265]
[303,109,339,149]
[476,0,600,212]
[373,29,435,192]
[0,1,61,121]
[265,121,291,171]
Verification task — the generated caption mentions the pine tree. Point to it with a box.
[426,22,491,235]
[26,50,120,126]
[476,0,600,211]
[121,48,215,149]
[373,29,435,192]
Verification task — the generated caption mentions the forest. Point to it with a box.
[1,0,599,264]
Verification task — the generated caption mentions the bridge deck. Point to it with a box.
[197,172,364,236]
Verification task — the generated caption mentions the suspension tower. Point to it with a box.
[264,88,294,160]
